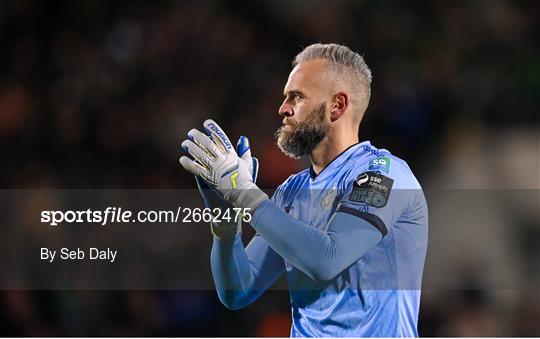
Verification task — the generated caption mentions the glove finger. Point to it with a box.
[187,129,219,158]
[237,135,255,179]
[251,157,259,183]
[182,139,213,168]
[179,156,209,179]
[203,119,234,154]
[236,135,252,161]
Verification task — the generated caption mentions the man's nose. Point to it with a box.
[278,101,293,117]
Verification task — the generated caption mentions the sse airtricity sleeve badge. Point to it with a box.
[349,171,394,208]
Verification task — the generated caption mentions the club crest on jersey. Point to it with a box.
[349,171,393,208]
[368,156,391,174]
[320,188,337,210]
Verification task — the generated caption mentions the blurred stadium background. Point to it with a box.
[0,0,538,336]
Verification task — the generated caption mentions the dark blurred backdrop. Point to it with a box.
[0,0,538,336]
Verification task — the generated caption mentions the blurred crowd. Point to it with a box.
[0,0,538,336]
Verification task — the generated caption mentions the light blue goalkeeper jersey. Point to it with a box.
[211,141,428,337]
[270,141,428,337]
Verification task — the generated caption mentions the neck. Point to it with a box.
[310,129,359,175]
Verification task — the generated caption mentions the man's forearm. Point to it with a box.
[251,200,383,281]
[211,232,285,309]
[210,235,258,310]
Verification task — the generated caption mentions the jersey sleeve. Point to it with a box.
[337,156,421,236]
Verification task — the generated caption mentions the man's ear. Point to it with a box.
[330,91,349,122]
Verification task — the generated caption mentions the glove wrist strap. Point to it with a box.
[225,182,269,210]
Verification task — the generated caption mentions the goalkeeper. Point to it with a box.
[180,43,428,337]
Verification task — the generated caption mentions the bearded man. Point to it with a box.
[180,43,428,337]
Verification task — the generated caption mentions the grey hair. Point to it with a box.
[293,43,372,103]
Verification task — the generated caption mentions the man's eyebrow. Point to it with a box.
[283,90,304,97]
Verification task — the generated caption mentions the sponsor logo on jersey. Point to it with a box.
[368,156,391,174]
[349,171,393,208]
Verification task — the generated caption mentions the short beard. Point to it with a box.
[275,102,330,159]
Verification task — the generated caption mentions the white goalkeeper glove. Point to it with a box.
[189,136,259,239]
[179,119,269,211]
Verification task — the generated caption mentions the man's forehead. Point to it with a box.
[284,59,328,92]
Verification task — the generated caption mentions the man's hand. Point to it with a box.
[192,135,259,209]
[190,136,259,239]
[180,119,268,210]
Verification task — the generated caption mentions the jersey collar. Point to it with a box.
[309,141,371,181]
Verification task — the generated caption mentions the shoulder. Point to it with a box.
[348,142,422,190]
[385,154,421,190]
[339,143,426,218]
